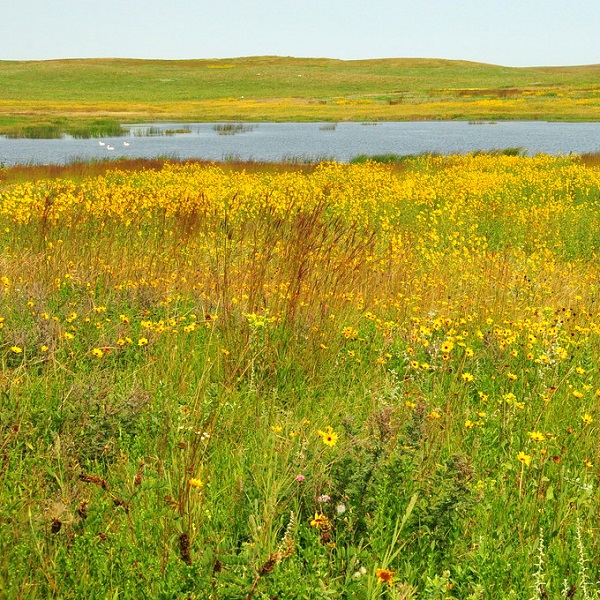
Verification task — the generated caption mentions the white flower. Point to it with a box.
[353,566,367,578]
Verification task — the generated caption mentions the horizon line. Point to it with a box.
[1,55,599,70]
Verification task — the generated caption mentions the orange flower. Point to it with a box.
[375,568,395,586]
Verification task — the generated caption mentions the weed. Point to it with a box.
[213,123,256,135]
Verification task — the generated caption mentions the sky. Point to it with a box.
[1,0,599,67]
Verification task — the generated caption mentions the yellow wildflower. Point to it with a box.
[317,426,338,447]
[342,326,359,340]
[310,512,329,529]
[517,451,531,467]
[441,340,454,353]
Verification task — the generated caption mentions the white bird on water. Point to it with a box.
[123,142,130,146]
[107,145,115,151]
[99,141,106,146]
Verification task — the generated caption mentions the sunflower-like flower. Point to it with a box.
[375,568,395,586]
[317,426,338,447]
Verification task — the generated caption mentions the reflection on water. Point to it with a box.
[1,121,599,166]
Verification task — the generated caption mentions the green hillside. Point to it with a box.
[0,57,599,136]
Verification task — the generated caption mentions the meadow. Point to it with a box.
[0,57,599,137]
[2,153,600,599]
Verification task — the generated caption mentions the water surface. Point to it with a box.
[1,121,599,166]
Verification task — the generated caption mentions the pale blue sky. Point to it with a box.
[2,0,599,67]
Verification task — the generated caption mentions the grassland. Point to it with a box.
[0,57,599,137]
[2,154,600,598]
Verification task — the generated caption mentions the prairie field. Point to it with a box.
[2,154,600,598]
[0,57,599,137]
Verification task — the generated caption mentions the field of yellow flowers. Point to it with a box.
[2,154,600,598]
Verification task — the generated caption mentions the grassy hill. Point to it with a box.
[1,57,599,136]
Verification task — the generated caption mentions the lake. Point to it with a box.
[1,121,600,166]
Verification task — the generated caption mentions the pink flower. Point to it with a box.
[295,474,306,482]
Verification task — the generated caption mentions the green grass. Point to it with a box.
[3,155,600,598]
[1,57,598,102]
[0,57,599,136]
